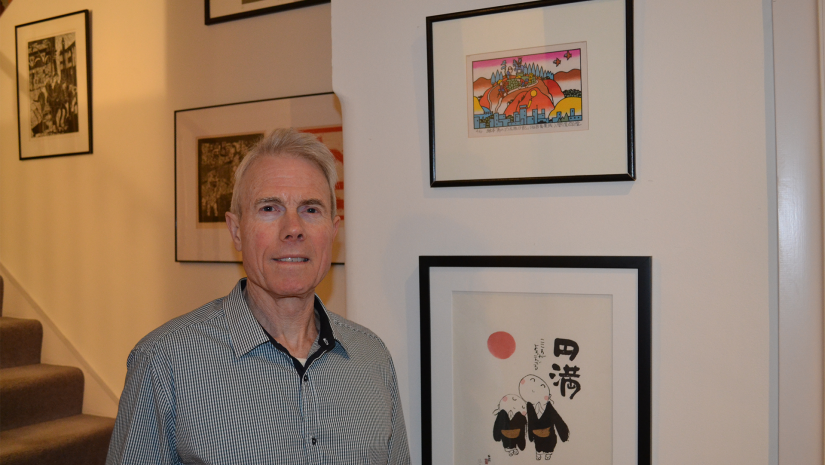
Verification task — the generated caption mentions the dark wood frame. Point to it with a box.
[426,0,636,186]
[419,255,651,464]
[16,10,93,160]
[205,0,330,25]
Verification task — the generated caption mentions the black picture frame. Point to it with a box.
[16,10,92,160]
[205,0,330,25]
[419,255,651,464]
[426,0,635,186]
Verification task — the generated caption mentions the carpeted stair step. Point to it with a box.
[0,317,43,368]
[0,414,115,465]
[0,364,84,431]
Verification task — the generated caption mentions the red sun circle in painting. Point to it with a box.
[487,331,516,359]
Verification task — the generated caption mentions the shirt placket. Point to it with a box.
[300,363,322,464]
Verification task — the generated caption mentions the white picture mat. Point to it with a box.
[16,12,90,158]
[431,0,628,181]
[428,266,638,464]
[209,0,305,18]
[452,291,612,463]
[175,94,343,262]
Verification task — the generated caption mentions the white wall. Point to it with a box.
[333,0,775,464]
[0,0,344,416]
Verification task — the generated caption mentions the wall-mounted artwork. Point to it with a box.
[205,0,330,25]
[175,93,345,263]
[426,0,635,186]
[16,10,92,160]
[467,43,588,137]
[420,256,651,464]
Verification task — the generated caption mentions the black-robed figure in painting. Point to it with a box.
[492,394,528,456]
[519,374,570,460]
[526,400,569,459]
[493,410,527,454]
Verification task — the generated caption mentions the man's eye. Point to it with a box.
[261,206,274,212]
[306,207,318,213]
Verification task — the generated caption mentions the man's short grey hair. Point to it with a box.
[230,128,339,218]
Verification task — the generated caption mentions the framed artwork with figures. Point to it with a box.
[419,255,651,464]
[16,10,92,160]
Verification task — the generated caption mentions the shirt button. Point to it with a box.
[311,437,317,445]
[303,374,308,382]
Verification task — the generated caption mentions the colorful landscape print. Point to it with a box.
[467,43,587,137]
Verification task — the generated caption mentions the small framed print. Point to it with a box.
[419,255,651,464]
[426,0,635,186]
[205,0,330,25]
[16,10,92,160]
[175,92,345,263]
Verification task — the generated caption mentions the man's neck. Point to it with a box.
[244,282,318,359]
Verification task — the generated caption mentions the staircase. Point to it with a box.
[0,276,115,464]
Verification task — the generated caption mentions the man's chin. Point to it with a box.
[247,277,319,301]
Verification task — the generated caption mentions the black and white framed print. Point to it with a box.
[16,10,92,160]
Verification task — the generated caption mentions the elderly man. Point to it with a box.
[107,129,411,464]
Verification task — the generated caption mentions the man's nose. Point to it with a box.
[281,210,305,240]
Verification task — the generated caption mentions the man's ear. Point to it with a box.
[225,211,243,252]
[331,214,341,239]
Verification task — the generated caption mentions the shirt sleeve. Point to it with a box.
[106,348,178,465]
[385,354,411,465]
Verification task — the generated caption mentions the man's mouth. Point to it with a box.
[275,257,309,262]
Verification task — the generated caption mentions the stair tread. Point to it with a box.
[0,364,81,386]
[1,364,84,431]
[0,317,42,328]
[0,414,115,464]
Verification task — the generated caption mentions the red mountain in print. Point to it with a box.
[542,79,565,106]
[478,80,556,113]
[473,77,492,97]
[502,88,555,117]
[553,69,582,91]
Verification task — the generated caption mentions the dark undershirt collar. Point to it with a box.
[259,296,337,377]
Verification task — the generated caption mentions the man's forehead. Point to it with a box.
[242,156,331,203]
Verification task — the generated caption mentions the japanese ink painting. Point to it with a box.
[452,291,612,464]
[467,43,588,138]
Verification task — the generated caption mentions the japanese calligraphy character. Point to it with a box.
[549,363,581,399]
[553,338,579,361]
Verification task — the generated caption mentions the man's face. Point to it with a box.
[226,155,339,301]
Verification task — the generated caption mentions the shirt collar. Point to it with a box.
[223,278,343,358]
[223,279,269,358]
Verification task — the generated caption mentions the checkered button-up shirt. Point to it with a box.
[106,279,411,465]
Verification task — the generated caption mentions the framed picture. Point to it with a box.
[426,0,635,186]
[419,255,651,464]
[16,10,92,160]
[175,92,345,263]
[205,0,330,25]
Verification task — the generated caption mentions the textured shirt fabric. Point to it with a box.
[106,279,411,465]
